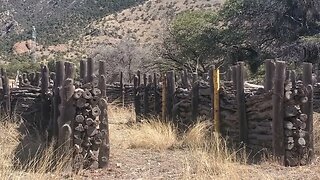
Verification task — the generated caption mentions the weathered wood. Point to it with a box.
[166,71,175,121]
[232,65,237,90]
[143,74,149,116]
[87,58,94,83]
[191,73,199,121]
[154,73,160,114]
[80,59,87,83]
[120,72,124,107]
[265,59,275,91]
[51,61,65,139]
[134,76,141,122]
[291,70,296,88]
[161,74,167,120]
[1,68,10,115]
[99,60,106,76]
[302,63,313,161]
[98,75,109,168]
[40,65,50,133]
[181,69,189,89]
[272,61,286,164]
[236,62,248,144]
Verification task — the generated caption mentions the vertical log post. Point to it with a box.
[134,76,141,122]
[181,70,189,89]
[154,73,160,115]
[87,58,94,83]
[291,70,296,89]
[1,68,10,115]
[191,73,199,121]
[265,59,275,91]
[80,59,88,84]
[59,62,75,162]
[52,61,65,139]
[98,73,109,168]
[272,61,286,164]
[232,66,237,90]
[161,74,167,120]
[137,70,141,86]
[209,66,214,130]
[213,67,220,133]
[41,65,50,133]
[143,74,149,117]
[302,62,314,161]
[120,72,124,107]
[236,62,248,144]
[166,71,175,121]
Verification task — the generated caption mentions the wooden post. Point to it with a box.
[99,60,106,76]
[59,62,75,160]
[166,71,175,121]
[154,73,160,115]
[134,76,141,122]
[302,62,314,160]
[272,61,286,164]
[87,58,94,83]
[226,67,232,81]
[120,72,124,107]
[34,72,41,87]
[236,62,248,143]
[181,70,189,89]
[191,73,199,121]
[209,67,214,129]
[98,74,109,168]
[213,68,220,133]
[80,59,88,83]
[137,70,141,86]
[161,74,167,120]
[265,59,275,91]
[52,61,65,139]
[1,68,10,115]
[291,70,296,88]
[232,65,237,90]
[41,65,50,133]
[143,74,149,117]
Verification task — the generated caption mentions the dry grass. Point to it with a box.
[108,104,135,124]
[127,119,178,151]
[0,121,73,180]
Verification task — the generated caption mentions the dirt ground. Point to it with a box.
[75,122,320,180]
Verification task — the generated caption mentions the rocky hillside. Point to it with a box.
[0,0,145,54]
[0,0,223,61]
[69,0,223,58]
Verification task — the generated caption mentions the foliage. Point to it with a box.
[90,37,155,83]
[0,55,40,77]
[160,0,320,74]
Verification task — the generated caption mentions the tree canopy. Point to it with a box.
[159,0,320,74]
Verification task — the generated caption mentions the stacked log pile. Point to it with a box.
[72,82,108,171]
[220,82,239,143]
[313,83,320,111]
[198,82,211,117]
[284,84,310,166]
[246,90,272,150]
[174,87,191,125]
[11,87,44,128]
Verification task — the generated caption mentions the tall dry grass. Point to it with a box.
[127,119,178,151]
[0,120,73,180]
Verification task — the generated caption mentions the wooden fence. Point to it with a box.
[133,60,315,166]
[0,58,316,167]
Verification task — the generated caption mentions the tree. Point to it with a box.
[159,0,320,74]
[90,37,154,83]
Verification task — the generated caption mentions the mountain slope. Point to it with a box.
[68,0,224,58]
[0,0,146,53]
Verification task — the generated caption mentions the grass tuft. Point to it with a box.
[127,119,177,151]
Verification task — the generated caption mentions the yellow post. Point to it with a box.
[213,68,220,133]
